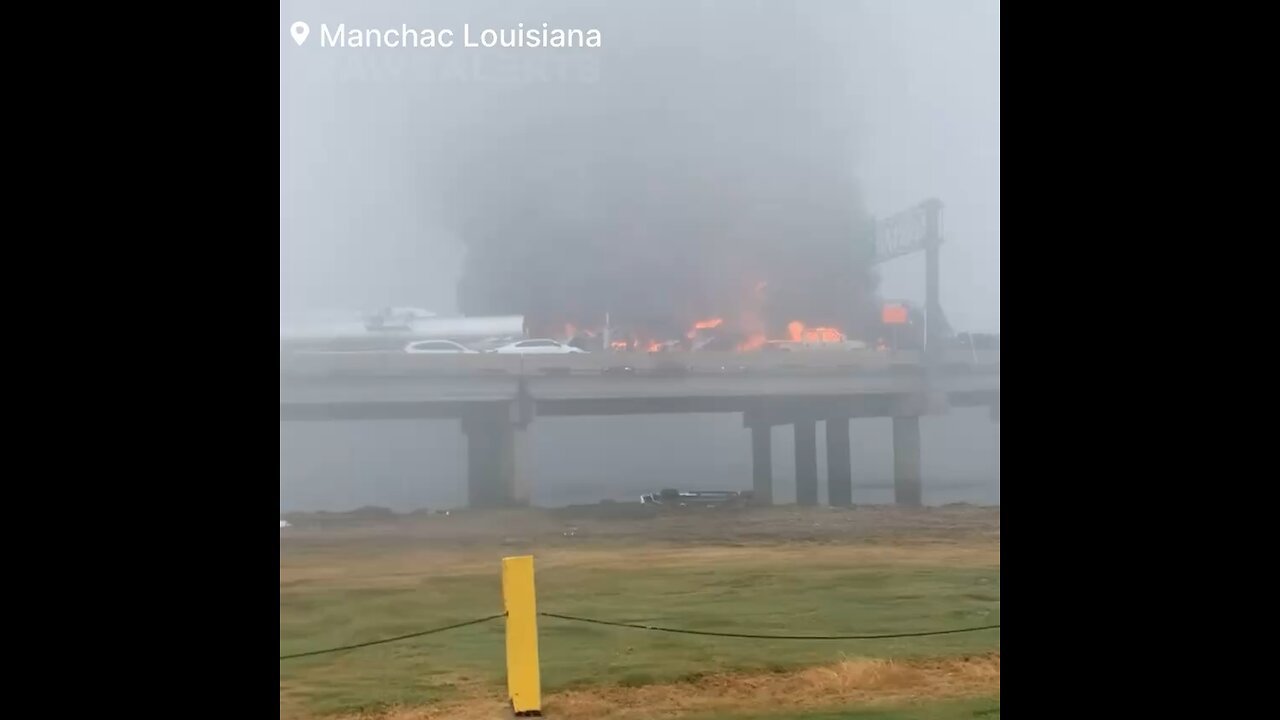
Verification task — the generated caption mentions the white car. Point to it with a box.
[404,339,478,354]
[489,338,587,354]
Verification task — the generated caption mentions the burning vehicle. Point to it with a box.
[534,303,920,356]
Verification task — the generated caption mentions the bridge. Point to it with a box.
[280,349,1000,508]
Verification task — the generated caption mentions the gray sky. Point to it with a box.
[280,0,999,332]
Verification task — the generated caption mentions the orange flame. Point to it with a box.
[686,317,724,339]
[784,322,846,345]
[647,340,663,352]
[804,327,844,343]
[737,333,767,351]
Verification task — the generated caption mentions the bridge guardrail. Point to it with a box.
[280,349,997,378]
[940,349,1000,368]
[284,350,925,376]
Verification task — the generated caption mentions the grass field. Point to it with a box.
[280,506,1000,719]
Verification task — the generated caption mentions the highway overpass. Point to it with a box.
[280,349,1000,508]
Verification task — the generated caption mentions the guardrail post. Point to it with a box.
[503,555,542,716]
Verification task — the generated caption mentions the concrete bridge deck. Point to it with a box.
[279,349,1000,508]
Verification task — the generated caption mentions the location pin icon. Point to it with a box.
[291,21,310,46]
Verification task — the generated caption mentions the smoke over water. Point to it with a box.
[426,1,880,342]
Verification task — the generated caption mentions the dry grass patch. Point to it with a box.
[338,654,999,720]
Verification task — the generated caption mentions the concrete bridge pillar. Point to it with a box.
[892,416,922,507]
[826,418,853,506]
[795,420,818,506]
[751,424,773,505]
[461,404,531,507]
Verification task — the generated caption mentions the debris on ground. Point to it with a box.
[638,488,753,509]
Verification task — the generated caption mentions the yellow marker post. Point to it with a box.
[502,555,542,716]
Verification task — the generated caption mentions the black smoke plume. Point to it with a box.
[431,1,880,340]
